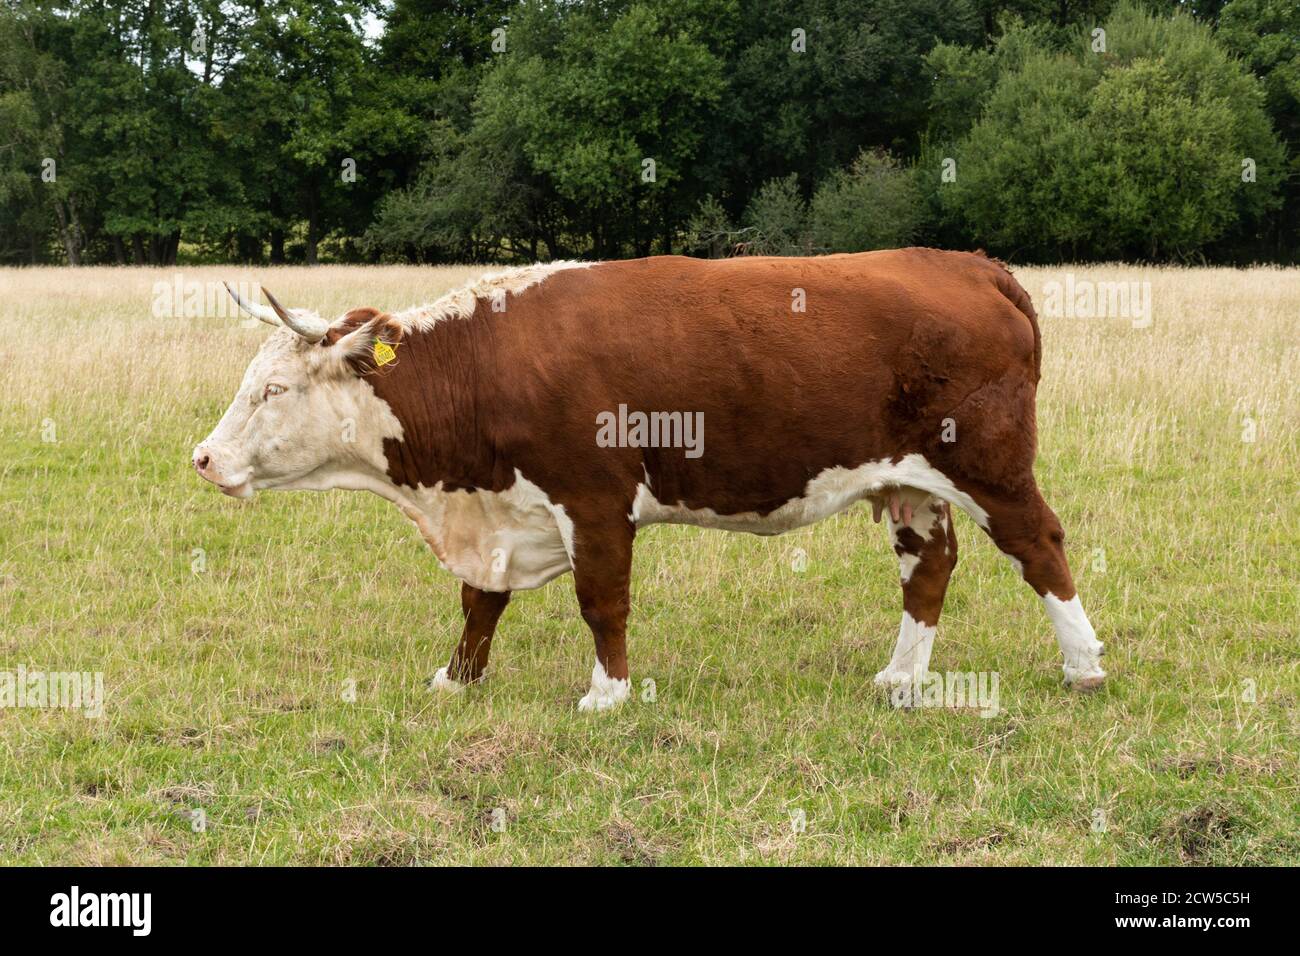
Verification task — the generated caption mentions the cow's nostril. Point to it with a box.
[196,455,210,471]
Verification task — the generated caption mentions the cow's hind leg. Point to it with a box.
[873,492,958,700]
[976,484,1105,690]
[432,582,511,692]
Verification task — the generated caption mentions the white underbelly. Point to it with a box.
[630,454,989,534]
[392,455,990,590]
[398,472,573,591]
[631,485,854,534]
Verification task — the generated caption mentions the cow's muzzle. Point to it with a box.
[192,443,253,498]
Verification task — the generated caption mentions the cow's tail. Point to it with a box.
[978,251,1042,384]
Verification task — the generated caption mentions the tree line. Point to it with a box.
[1,0,1296,266]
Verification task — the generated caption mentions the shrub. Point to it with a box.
[740,174,810,255]
[935,2,1284,261]
[809,149,924,253]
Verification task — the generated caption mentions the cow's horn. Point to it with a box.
[224,281,279,327]
[261,286,329,343]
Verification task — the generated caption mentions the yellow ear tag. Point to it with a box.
[373,340,398,367]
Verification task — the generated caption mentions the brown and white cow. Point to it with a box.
[194,249,1105,710]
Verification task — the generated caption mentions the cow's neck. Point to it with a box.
[361,319,501,494]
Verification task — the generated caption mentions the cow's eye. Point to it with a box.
[263,383,288,400]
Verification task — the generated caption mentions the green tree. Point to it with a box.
[0,2,65,262]
[2,0,1297,265]
[938,3,1284,260]
[489,0,730,257]
[810,149,923,252]
[740,174,809,255]
[713,0,981,221]
[371,0,731,260]
[1217,0,1300,258]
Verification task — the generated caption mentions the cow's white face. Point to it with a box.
[193,293,403,499]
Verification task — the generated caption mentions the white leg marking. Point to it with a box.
[577,659,630,712]
[874,611,937,691]
[430,666,465,694]
[887,494,942,584]
[1042,594,1106,687]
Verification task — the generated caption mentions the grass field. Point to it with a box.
[0,262,1296,865]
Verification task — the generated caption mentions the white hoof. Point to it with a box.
[430,666,465,695]
[1063,662,1107,691]
[1061,637,1106,691]
[577,690,626,711]
[577,661,630,712]
[874,668,920,709]
[873,668,914,690]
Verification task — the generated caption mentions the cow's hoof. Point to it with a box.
[873,668,913,690]
[873,670,918,709]
[577,663,630,712]
[1068,673,1106,693]
[1063,659,1106,692]
[577,687,629,712]
[429,667,465,695]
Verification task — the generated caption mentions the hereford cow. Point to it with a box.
[193,249,1105,710]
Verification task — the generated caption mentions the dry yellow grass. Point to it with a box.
[0,261,1296,865]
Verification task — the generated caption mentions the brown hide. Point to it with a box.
[353,248,1041,518]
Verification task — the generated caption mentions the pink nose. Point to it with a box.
[193,446,212,474]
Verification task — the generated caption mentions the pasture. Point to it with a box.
[0,263,1296,865]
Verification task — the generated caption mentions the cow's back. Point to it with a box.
[472,249,1040,515]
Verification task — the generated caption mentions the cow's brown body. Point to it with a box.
[372,250,1038,517]
[200,248,1105,709]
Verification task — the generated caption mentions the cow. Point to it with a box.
[193,249,1105,711]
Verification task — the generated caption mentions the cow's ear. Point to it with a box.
[321,309,404,376]
[323,308,381,346]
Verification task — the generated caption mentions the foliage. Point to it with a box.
[933,2,1284,261]
[741,174,809,255]
[809,149,924,253]
[0,0,1294,264]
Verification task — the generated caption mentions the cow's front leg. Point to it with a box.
[570,516,635,712]
[432,582,511,693]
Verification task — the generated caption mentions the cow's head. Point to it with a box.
[192,285,402,499]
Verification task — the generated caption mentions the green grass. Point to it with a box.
[0,263,1296,865]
